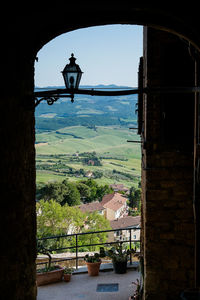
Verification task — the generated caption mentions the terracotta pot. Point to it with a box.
[36,265,64,286]
[86,260,101,276]
[63,273,71,282]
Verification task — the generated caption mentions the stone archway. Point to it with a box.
[2,5,200,300]
[34,24,198,300]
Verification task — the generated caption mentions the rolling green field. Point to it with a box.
[35,86,141,189]
[36,125,141,188]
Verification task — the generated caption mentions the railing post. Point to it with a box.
[129,228,132,265]
[76,234,78,270]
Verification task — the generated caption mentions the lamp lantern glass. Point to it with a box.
[62,53,83,89]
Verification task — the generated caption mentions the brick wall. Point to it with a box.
[142,27,195,299]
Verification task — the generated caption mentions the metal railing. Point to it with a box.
[36,226,141,269]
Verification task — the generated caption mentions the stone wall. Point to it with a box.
[142,27,195,299]
[0,38,37,299]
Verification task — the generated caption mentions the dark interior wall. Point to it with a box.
[144,27,195,150]
[142,27,195,299]
[0,37,36,299]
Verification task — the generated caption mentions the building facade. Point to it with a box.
[109,215,141,246]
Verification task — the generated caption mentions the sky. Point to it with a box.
[34,25,143,88]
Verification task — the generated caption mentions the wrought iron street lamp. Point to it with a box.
[34,53,84,106]
[34,52,139,107]
[34,53,200,108]
[62,53,83,102]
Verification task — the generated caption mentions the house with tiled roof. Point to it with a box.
[108,215,141,244]
[78,192,129,221]
[101,192,128,221]
[110,215,141,230]
[78,201,105,217]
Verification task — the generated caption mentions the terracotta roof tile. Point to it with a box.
[101,193,115,205]
[110,216,141,229]
[78,201,104,213]
[101,193,127,211]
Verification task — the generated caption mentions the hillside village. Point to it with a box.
[79,191,140,243]
[79,192,128,221]
[37,180,141,246]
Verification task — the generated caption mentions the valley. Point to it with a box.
[35,86,141,189]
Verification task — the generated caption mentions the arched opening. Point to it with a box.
[35,24,143,299]
[34,22,198,299]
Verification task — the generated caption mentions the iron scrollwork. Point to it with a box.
[35,96,59,107]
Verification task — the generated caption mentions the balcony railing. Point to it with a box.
[36,226,141,270]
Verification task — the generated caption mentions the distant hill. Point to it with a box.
[35,85,138,131]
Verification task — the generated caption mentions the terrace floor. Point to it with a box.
[37,265,140,300]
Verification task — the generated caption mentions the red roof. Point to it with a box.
[110,216,141,229]
[101,193,115,205]
[101,193,127,212]
[79,201,104,213]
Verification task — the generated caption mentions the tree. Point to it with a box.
[128,187,141,215]
[79,179,98,202]
[37,178,113,206]
[36,199,86,250]
[76,182,91,203]
[61,182,81,206]
[37,199,86,237]
[96,184,113,200]
[38,182,64,203]
[64,205,86,232]
[36,199,68,238]
[37,180,81,206]
[78,179,113,203]
[80,211,111,251]
[36,199,111,252]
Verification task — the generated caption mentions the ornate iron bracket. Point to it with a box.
[34,86,200,108]
[35,94,74,107]
[35,96,59,107]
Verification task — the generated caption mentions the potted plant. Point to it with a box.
[101,243,135,274]
[63,267,74,282]
[84,253,101,276]
[129,279,142,300]
[36,243,64,286]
